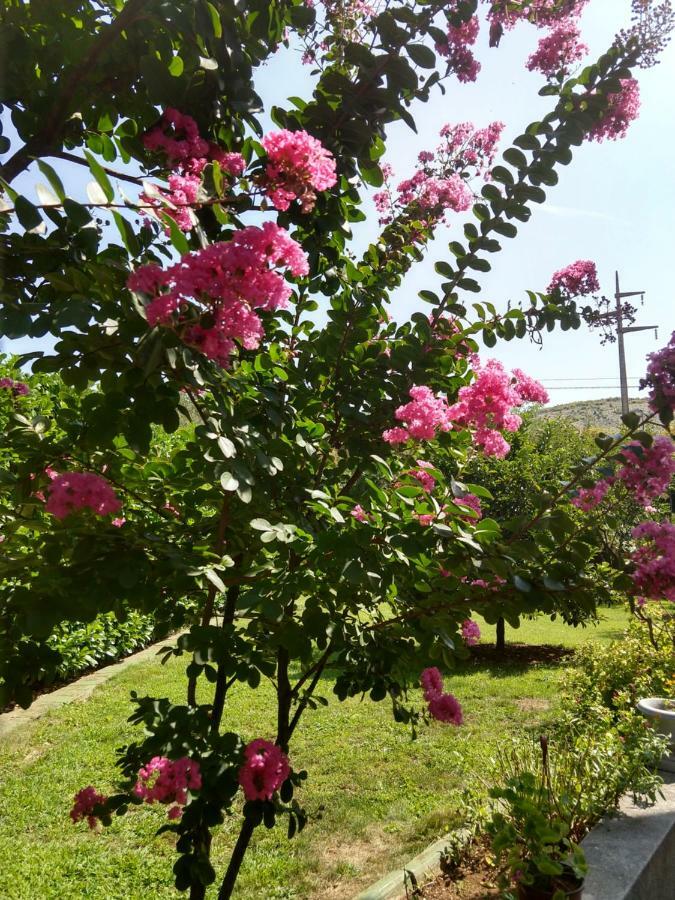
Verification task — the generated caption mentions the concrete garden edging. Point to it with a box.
[0,632,181,741]
[353,774,675,900]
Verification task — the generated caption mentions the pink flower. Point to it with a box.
[420,667,464,725]
[134,756,202,817]
[630,521,675,601]
[383,386,453,444]
[410,468,437,493]
[527,19,588,76]
[446,359,547,458]
[45,472,121,519]
[428,692,464,725]
[436,16,481,83]
[548,260,599,296]
[589,78,641,142]
[570,480,612,510]
[127,223,308,367]
[70,786,107,829]
[238,739,290,801]
[111,517,126,528]
[416,512,437,526]
[351,504,370,522]
[420,666,444,701]
[461,619,481,646]
[262,129,337,212]
[0,377,30,396]
[616,437,675,507]
[456,493,482,520]
[641,332,675,419]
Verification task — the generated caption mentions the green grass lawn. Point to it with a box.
[0,607,628,900]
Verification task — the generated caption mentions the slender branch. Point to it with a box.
[51,151,145,186]
[0,0,148,184]
[217,818,256,900]
[288,641,334,740]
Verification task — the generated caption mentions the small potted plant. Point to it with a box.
[486,737,586,899]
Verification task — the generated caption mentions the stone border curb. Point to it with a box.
[581,772,675,900]
[354,829,472,900]
[0,633,180,741]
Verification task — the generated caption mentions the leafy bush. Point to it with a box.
[47,611,158,681]
[568,608,674,715]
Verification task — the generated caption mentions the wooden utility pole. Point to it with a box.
[612,272,656,415]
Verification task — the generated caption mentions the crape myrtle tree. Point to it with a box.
[1,0,674,896]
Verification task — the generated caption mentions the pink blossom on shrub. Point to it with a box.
[410,468,437,493]
[526,19,588,76]
[238,739,290,801]
[547,259,599,296]
[447,359,547,458]
[70,786,107,829]
[512,369,550,405]
[630,521,675,601]
[351,504,370,522]
[616,437,675,507]
[420,667,464,725]
[589,78,641,142]
[420,666,443,701]
[428,692,464,725]
[490,0,589,30]
[0,377,30,396]
[461,619,481,646]
[641,331,675,419]
[456,492,482,520]
[46,472,121,519]
[261,129,337,212]
[436,16,481,83]
[127,223,308,366]
[383,386,453,444]
[134,756,202,818]
[570,479,612,510]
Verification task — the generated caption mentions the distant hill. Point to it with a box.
[533,397,652,433]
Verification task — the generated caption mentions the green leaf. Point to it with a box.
[37,160,66,201]
[407,43,436,68]
[14,196,42,230]
[168,55,184,77]
[84,150,114,202]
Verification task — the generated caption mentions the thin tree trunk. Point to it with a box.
[496,616,506,653]
[217,818,256,900]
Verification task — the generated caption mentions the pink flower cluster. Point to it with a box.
[526,18,588,76]
[420,667,464,725]
[261,129,337,212]
[70,786,107,829]
[383,386,453,444]
[630,521,675,602]
[446,360,549,458]
[436,15,481,83]
[570,480,611,510]
[374,121,503,227]
[127,222,308,366]
[134,756,202,820]
[45,472,121,520]
[351,504,370,522]
[457,492,482,520]
[641,332,675,419]
[490,0,589,30]
[461,619,481,646]
[238,739,290,801]
[589,78,641,143]
[410,462,437,493]
[547,259,599,297]
[0,377,29,396]
[616,437,675,507]
[142,108,246,231]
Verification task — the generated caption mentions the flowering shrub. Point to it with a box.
[0,1,672,897]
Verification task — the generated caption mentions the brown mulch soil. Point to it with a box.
[416,838,504,899]
[469,644,574,666]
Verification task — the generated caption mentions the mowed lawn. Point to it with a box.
[0,607,627,900]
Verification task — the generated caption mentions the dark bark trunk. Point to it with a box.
[217,818,256,900]
[496,616,506,653]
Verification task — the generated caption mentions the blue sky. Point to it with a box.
[3,0,674,407]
